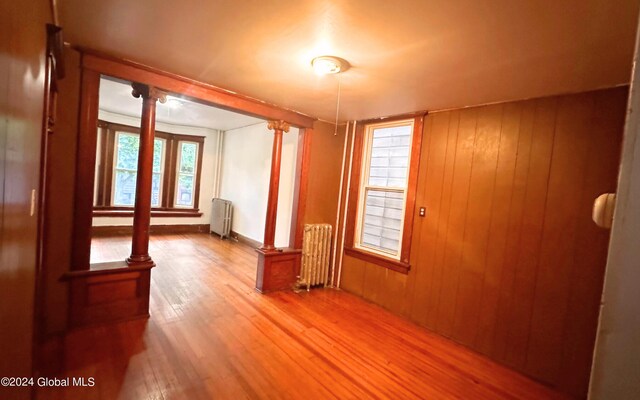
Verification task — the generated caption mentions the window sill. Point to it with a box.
[344,247,410,274]
[93,208,202,218]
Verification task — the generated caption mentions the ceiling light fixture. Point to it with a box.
[310,55,350,135]
[311,56,347,75]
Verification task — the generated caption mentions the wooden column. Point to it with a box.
[126,83,166,267]
[261,120,290,250]
[255,120,302,293]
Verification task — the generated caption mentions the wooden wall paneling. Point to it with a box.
[474,102,522,355]
[433,107,478,337]
[378,269,409,315]
[408,112,449,326]
[556,89,626,395]
[361,261,385,304]
[402,116,433,318]
[499,97,558,368]
[344,125,365,247]
[339,256,367,297]
[71,66,100,270]
[451,104,504,346]
[423,110,461,328]
[525,93,597,384]
[0,1,51,397]
[491,100,537,362]
[337,88,627,398]
[332,125,355,286]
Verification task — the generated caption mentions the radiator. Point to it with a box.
[299,223,332,291]
[211,198,232,239]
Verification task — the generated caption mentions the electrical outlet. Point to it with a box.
[419,207,426,217]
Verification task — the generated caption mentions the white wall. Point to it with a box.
[219,122,298,248]
[589,22,640,399]
[92,110,221,227]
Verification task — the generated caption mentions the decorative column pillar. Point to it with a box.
[126,83,166,267]
[255,120,302,293]
[261,120,290,250]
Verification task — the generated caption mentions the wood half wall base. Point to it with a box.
[64,261,154,327]
[255,248,301,293]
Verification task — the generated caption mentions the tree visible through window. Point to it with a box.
[175,142,198,207]
[94,121,205,212]
[112,132,165,207]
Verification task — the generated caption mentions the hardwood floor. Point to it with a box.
[38,233,570,399]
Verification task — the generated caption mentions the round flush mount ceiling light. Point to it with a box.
[311,56,349,75]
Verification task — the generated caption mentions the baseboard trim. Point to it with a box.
[92,224,210,237]
[230,230,261,249]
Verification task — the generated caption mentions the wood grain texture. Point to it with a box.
[340,87,627,398]
[302,121,345,227]
[80,50,315,128]
[289,127,312,249]
[0,1,51,399]
[38,233,568,400]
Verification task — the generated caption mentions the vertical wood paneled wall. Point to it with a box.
[340,87,627,397]
[0,1,51,399]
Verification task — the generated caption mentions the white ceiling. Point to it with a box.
[99,77,264,130]
[61,0,639,121]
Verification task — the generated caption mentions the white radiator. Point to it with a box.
[211,198,232,239]
[299,223,332,291]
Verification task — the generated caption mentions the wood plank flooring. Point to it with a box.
[38,233,569,399]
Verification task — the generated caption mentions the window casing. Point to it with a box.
[94,120,204,216]
[345,115,424,274]
[111,131,166,207]
[174,141,199,208]
[354,120,414,260]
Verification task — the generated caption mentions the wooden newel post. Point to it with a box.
[261,120,290,251]
[126,83,166,267]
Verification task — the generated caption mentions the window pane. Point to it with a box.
[179,142,197,174]
[113,170,137,206]
[360,189,403,254]
[176,174,194,206]
[116,133,139,170]
[367,124,412,188]
[153,139,164,173]
[151,173,161,207]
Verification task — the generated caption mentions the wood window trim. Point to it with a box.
[344,113,425,274]
[94,120,205,217]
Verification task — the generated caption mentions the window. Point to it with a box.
[175,141,198,207]
[94,121,204,216]
[112,132,165,207]
[345,115,423,273]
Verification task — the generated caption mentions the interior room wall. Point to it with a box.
[0,1,51,398]
[589,41,640,398]
[91,110,221,227]
[302,121,347,228]
[338,87,628,398]
[40,48,80,338]
[219,122,298,247]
